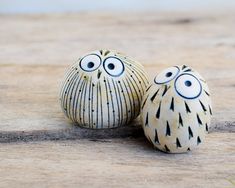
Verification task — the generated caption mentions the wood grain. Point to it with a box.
[0,133,234,188]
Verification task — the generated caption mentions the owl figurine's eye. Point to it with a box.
[174,73,202,99]
[80,54,101,72]
[154,66,180,84]
[103,57,124,77]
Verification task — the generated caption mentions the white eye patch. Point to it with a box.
[174,73,202,99]
[80,54,101,72]
[103,57,124,77]
[154,66,180,84]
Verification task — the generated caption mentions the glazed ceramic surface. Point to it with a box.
[141,65,212,153]
[60,50,149,129]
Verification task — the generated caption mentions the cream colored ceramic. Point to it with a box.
[141,65,212,153]
[60,50,149,129]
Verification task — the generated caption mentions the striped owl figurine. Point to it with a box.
[60,50,149,129]
[141,65,212,153]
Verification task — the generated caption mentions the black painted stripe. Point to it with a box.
[197,136,201,145]
[118,80,129,125]
[206,123,209,132]
[82,79,89,126]
[141,95,149,109]
[112,79,121,127]
[166,121,171,136]
[150,89,159,102]
[146,84,152,92]
[103,78,110,128]
[188,126,193,139]
[125,78,137,118]
[88,77,93,128]
[199,100,207,112]
[78,80,86,125]
[197,113,203,125]
[162,85,170,97]
[107,78,115,127]
[204,90,210,96]
[64,72,79,119]
[176,138,182,148]
[170,97,174,111]
[185,101,191,113]
[209,105,212,115]
[61,70,77,113]
[73,79,84,124]
[165,145,170,152]
[122,79,134,120]
[71,73,83,121]
[155,129,160,144]
[64,71,78,120]
[179,113,183,127]
[115,80,124,127]
[145,112,149,126]
[126,74,141,109]
[156,101,161,119]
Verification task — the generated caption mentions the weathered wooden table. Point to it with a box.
[0,11,234,187]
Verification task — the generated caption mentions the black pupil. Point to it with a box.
[87,62,94,68]
[165,72,172,77]
[185,80,192,87]
[108,63,115,70]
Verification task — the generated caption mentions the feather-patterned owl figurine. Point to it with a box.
[60,50,149,129]
[141,65,212,153]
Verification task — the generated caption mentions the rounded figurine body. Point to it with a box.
[141,65,212,153]
[60,50,149,129]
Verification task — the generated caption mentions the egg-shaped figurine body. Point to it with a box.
[141,65,212,153]
[60,50,149,129]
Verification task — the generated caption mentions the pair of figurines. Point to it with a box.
[59,50,212,153]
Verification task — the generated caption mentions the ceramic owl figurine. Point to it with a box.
[60,49,149,129]
[141,65,212,153]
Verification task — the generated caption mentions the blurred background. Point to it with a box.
[1,0,235,68]
[1,0,235,14]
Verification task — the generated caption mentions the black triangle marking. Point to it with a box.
[204,90,210,96]
[99,50,103,55]
[146,84,152,92]
[104,50,110,56]
[197,114,203,125]
[182,65,187,70]
[97,71,102,79]
[179,113,183,127]
[176,138,182,148]
[209,105,212,115]
[154,129,160,144]
[145,112,149,126]
[166,121,171,136]
[162,85,170,97]
[150,89,160,102]
[141,95,148,109]
[165,145,170,152]
[199,100,207,112]
[183,68,192,72]
[187,148,191,151]
[205,123,209,132]
[156,101,161,119]
[188,126,193,139]
[170,97,174,111]
[197,136,201,145]
[185,101,191,113]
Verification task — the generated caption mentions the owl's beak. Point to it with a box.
[97,70,102,79]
